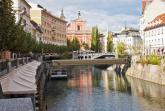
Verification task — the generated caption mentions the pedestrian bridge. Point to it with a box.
[72,51,115,60]
[53,58,127,66]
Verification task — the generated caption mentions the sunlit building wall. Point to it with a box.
[140,0,165,55]
[12,0,32,33]
[30,3,67,46]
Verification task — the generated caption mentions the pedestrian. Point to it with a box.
[115,64,121,77]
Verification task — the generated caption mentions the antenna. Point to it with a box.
[124,21,127,30]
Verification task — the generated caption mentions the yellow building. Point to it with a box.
[30,4,67,46]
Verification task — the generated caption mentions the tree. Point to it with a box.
[67,39,72,51]
[72,37,80,51]
[107,31,113,52]
[117,42,126,57]
[0,0,16,51]
[0,0,68,55]
[91,26,100,52]
[67,37,80,51]
[82,42,89,50]
[132,40,143,54]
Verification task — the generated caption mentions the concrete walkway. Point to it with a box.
[0,98,34,111]
[0,61,41,95]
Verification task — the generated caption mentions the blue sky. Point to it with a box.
[27,0,141,32]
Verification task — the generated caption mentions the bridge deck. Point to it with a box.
[53,58,127,66]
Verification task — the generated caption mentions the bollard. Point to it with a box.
[16,59,19,68]
[7,60,11,73]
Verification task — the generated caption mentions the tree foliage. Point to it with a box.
[67,37,80,51]
[91,26,101,52]
[82,42,89,50]
[117,42,126,57]
[0,0,16,51]
[107,31,113,52]
[0,0,67,54]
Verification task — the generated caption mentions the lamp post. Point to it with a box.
[115,41,118,59]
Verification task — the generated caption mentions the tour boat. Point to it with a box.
[51,70,68,79]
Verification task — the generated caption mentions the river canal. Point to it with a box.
[46,66,165,111]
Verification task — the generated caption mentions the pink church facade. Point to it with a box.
[67,11,91,48]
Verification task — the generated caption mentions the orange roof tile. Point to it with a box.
[144,13,165,31]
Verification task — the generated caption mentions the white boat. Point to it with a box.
[51,70,68,79]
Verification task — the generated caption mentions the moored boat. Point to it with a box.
[51,70,68,79]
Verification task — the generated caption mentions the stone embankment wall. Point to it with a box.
[126,55,165,85]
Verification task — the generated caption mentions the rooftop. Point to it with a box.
[145,13,165,31]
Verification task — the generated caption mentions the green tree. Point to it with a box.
[0,0,68,55]
[0,0,16,51]
[107,31,113,52]
[117,42,126,57]
[67,37,80,51]
[67,39,72,51]
[132,40,143,54]
[72,37,80,51]
[82,42,89,50]
[91,26,100,52]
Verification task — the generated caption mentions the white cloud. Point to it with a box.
[27,0,140,32]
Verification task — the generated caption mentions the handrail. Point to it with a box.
[0,57,32,77]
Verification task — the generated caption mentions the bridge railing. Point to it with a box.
[79,53,115,56]
[0,57,32,77]
[77,52,116,60]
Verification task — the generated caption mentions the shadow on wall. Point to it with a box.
[115,63,132,95]
[0,84,3,99]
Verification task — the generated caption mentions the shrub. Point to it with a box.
[147,55,161,65]
[136,57,148,65]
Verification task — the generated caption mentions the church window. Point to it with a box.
[77,25,80,31]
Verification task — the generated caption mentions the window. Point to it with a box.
[77,25,80,31]
[162,38,163,45]
[158,28,160,35]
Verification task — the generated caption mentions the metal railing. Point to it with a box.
[0,57,32,76]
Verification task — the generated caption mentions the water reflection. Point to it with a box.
[128,77,165,111]
[46,66,165,111]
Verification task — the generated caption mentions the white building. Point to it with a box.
[143,14,165,55]
[140,0,165,55]
[99,33,106,53]
[113,27,142,54]
[12,0,32,33]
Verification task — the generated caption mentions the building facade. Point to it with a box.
[30,4,67,46]
[113,27,142,54]
[30,20,43,42]
[140,0,165,55]
[12,0,31,33]
[67,11,91,48]
[99,33,106,53]
[144,14,165,55]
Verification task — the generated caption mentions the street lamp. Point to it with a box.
[115,42,118,58]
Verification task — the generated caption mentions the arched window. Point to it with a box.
[77,25,80,31]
